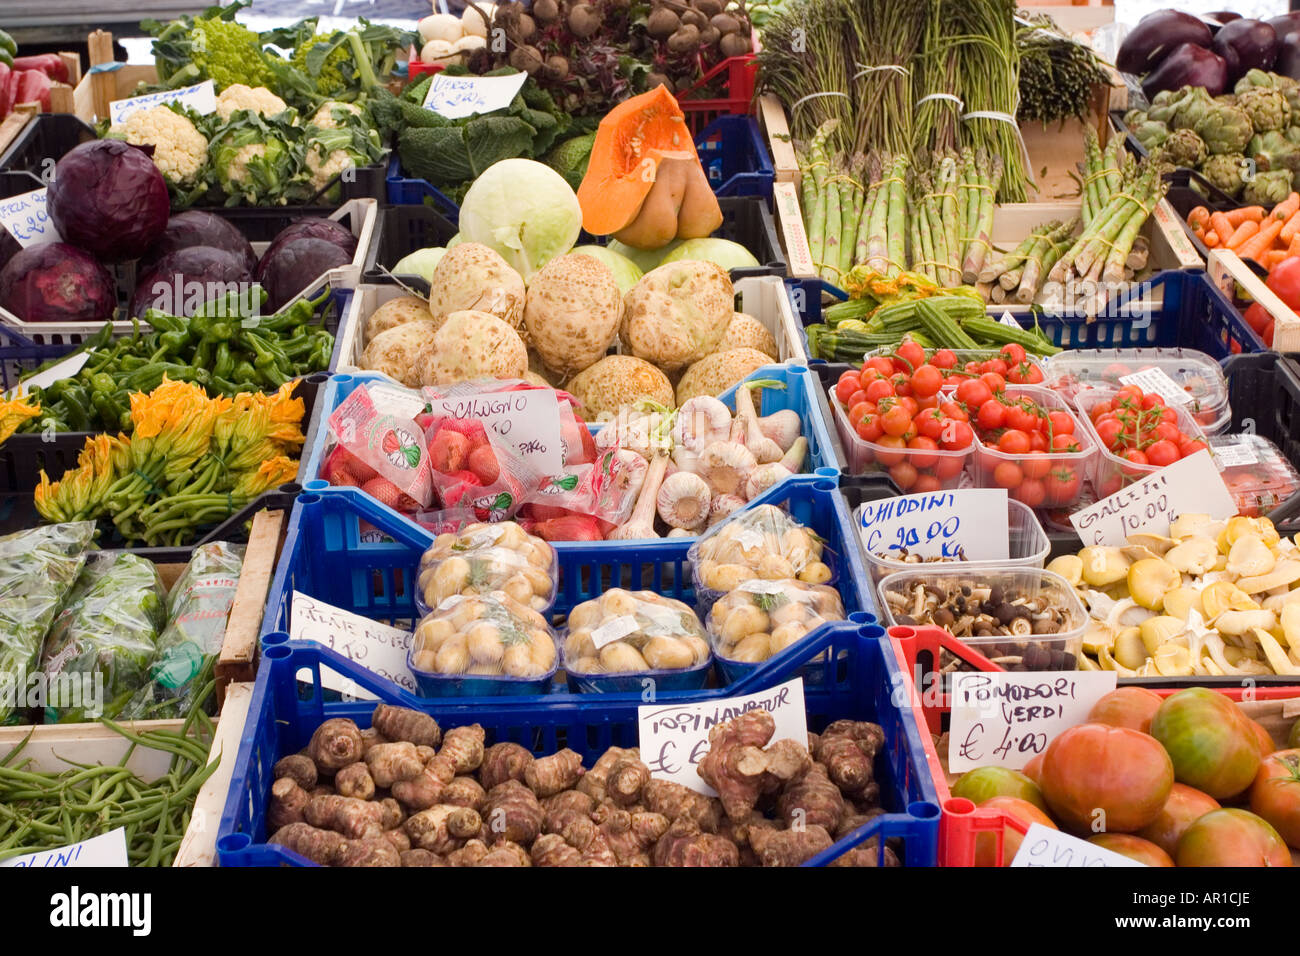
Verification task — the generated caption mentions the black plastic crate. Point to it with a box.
[362,195,789,289]
[0,113,385,206]
[1222,351,1300,530]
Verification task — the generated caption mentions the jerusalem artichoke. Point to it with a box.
[308,718,365,772]
[482,779,544,845]
[651,818,740,867]
[372,703,442,747]
[268,776,310,830]
[777,763,844,832]
[304,794,385,840]
[442,776,488,811]
[643,779,723,832]
[749,823,834,866]
[335,762,376,800]
[338,838,402,867]
[365,742,425,788]
[525,747,585,797]
[400,848,448,867]
[405,804,483,854]
[270,822,349,866]
[273,753,317,790]
[480,741,535,790]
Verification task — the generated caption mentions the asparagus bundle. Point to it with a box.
[911,157,960,286]
[1079,129,1126,228]
[959,148,1003,283]
[1050,158,1168,286]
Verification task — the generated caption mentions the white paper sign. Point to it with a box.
[427,388,564,473]
[0,187,60,248]
[109,79,217,124]
[290,591,416,696]
[999,311,1020,329]
[1069,450,1237,547]
[421,72,529,119]
[1,828,128,868]
[948,670,1118,772]
[6,351,92,400]
[1010,823,1146,867]
[638,677,807,796]
[856,489,1010,562]
[1119,366,1193,405]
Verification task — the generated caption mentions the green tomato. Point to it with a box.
[1150,688,1261,801]
[951,766,1047,812]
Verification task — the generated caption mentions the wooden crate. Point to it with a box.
[71,31,158,125]
[0,682,254,867]
[216,508,287,690]
[1207,248,1300,352]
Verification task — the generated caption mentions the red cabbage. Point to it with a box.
[46,140,169,263]
[0,242,116,323]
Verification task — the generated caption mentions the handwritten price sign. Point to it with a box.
[0,188,60,248]
[109,79,216,124]
[290,591,416,696]
[421,73,529,119]
[428,388,564,473]
[948,671,1116,772]
[856,488,1009,562]
[1,828,128,868]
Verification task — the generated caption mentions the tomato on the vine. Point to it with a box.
[931,349,957,370]
[907,435,939,469]
[1047,410,1075,436]
[1015,478,1047,508]
[1045,467,1080,504]
[956,379,993,409]
[855,413,882,443]
[998,429,1031,455]
[976,399,1007,431]
[940,419,974,451]
[910,364,944,398]
[835,371,861,404]
[880,403,913,438]
[1145,440,1180,468]
[895,340,925,372]
[916,408,946,441]
[1000,343,1027,365]
[940,400,969,423]
[889,461,918,491]
[993,461,1023,488]
[865,378,895,403]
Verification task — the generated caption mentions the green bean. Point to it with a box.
[145,799,171,868]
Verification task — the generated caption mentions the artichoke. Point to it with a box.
[1287,126,1300,147]
[1243,169,1294,206]
[1238,87,1291,133]
[1148,88,1188,125]
[1170,88,1217,131]
[1234,69,1279,95]
[1155,128,1208,168]
[1194,104,1253,155]
[1134,121,1170,152]
[1201,153,1248,198]
[1123,108,1148,128]
[1249,130,1300,176]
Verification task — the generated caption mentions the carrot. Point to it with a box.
[1274,192,1300,222]
[1262,249,1288,271]
[1289,234,1300,258]
[1205,230,1220,248]
[1225,220,1260,249]
[1224,206,1265,226]
[1187,206,1211,231]
[1279,209,1300,246]
[1238,217,1285,262]
[1209,211,1235,241]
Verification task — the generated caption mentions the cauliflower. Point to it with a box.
[302,125,385,199]
[215,84,289,122]
[311,101,364,129]
[305,140,359,192]
[106,105,208,186]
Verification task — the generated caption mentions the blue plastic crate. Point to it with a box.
[215,626,941,866]
[263,477,875,643]
[298,364,840,543]
[788,269,1265,361]
[384,115,775,218]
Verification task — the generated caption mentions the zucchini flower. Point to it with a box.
[0,395,41,445]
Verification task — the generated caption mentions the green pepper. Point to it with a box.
[90,391,120,430]
[119,355,148,373]
[230,360,259,384]
[60,386,92,432]
[0,30,16,56]
[193,339,214,371]
[159,329,191,356]
[142,309,185,334]
[213,343,234,380]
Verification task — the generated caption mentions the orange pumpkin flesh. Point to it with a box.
[578,85,719,240]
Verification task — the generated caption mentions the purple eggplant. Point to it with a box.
[1141,43,1229,98]
[1276,33,1300,82]
[1213,18,1277,80]
[1117,10,1214,76]
[1267,13,1300,43]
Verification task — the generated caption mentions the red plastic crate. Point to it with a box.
[675,53,759,135]
[889,624,1300,866]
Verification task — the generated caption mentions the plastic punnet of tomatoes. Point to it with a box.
[877,567,1086,673]
[966,384,1095,510]
[860,345,1048,390]
[1209,433,1300,518]
[1073,384,1212,498]
[1043,348,1231,436]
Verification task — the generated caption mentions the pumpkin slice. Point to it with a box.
[577,85,698,235]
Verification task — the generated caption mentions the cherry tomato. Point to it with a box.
[940,400,969,423]
[993,461,1023,489]
[980,371,1007,394]
[881,403,913,437]
[835,371,861,404]
[931,349,957,370]
[871,434,906,467]
[1051,433,1082,453]
[1140,392,1166,411]
[1028,430,1049,453]
[855,413,882,443]
[846,389,867,410]
[998,429,1031,455]
[1154,421,1181,444]
[1098,474,1124,497]
[1115,385,1144,407]
[1180,437,1209,459]
[1090,400,1115,418]
[976,399,1007,431]
[1005,404,1038,434]
[940,420,974,451]
[916,409,946,441]
[848,400,873,422]
[890,373,913,397]
[1000,343,1027,364]
[1102,363,1130,382]
[1159,406,1178,425]
[1014,478,1046,508]
[865,379,896,403]
[1145,440,1179,468]
[981,359,1010,377]
[889,461,919,491]
[1022,453,1051,480]
[956,379,993,409]
[1047,410,1075,436]
[897,396,920,419]
[866,357,894,377]
[1121,447,1150,477]
[895,340,925,372]
[910,364,945,399]
[964,361,982,375]
[915,393,941,412]
[1095,418,1124,451]
[935,452,966,480]
[907,435,940,469]
[911,473,943,494]
[1020,363,1045,385]
[1045,467,1080,505]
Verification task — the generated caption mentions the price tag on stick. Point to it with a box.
[1068,450,1236,547]
[856,489,1010,562]
[290,592,416,696]
[638,678,807,795]
[948,670,1117,772]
